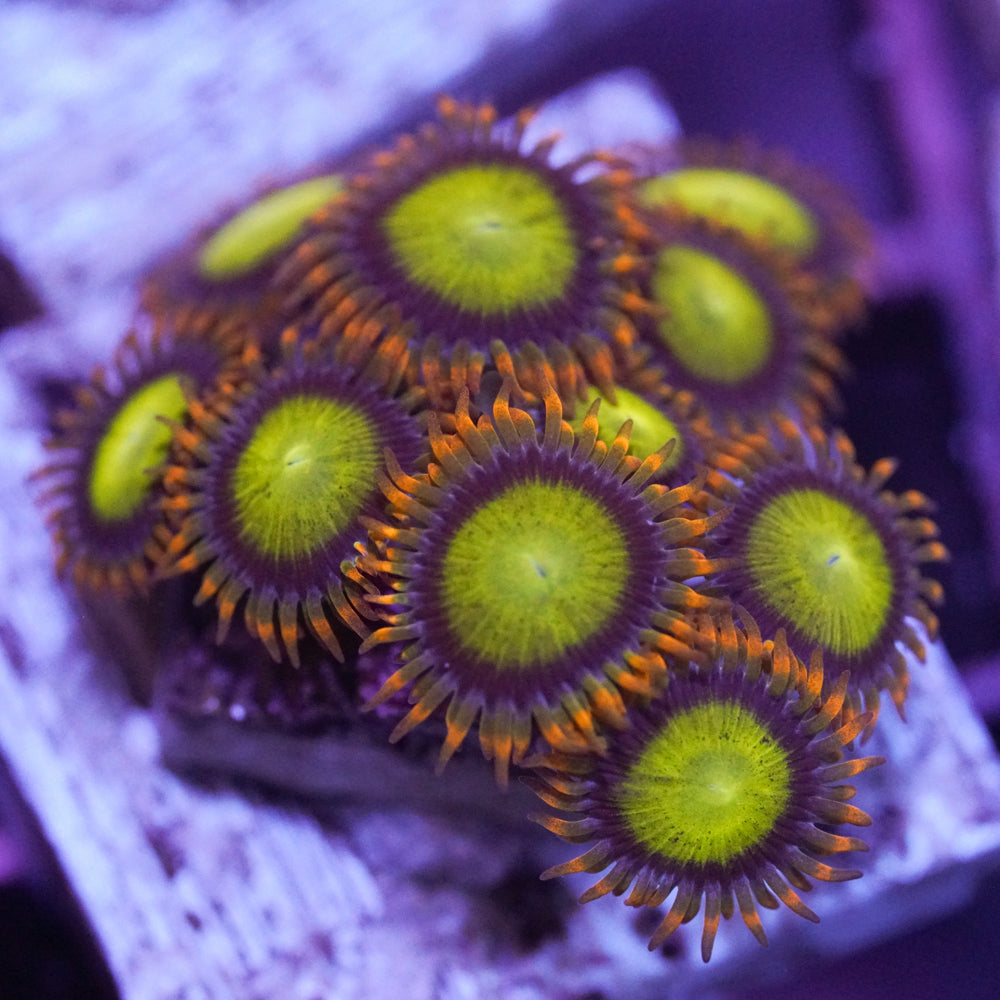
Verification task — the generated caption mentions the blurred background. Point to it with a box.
[2,0,1000,997]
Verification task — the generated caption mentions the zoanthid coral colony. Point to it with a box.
[34,96,946,961]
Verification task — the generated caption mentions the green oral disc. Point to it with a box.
[382,164,578,315]
[198,174,343,281]
[619,699,791,865]
[746,487,893,654]
[232,394,379,560]
[651,245,773,385]
[641,168,819,257]
[572,385,683,467]
[441,480,628,668]
[88,373,188,522]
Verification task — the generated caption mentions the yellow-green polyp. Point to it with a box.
[620,699,791,866]
[642,168,819,257]
[88,373,188,521]
[231,393,380,561]
[745,487,894,656]
[357,378,724,785]
[651,244,773,384]
[198,174,343,281]
[571,386,683,466]
[529,622,887,963]
[382,163,577,315]
[441,480,629,669]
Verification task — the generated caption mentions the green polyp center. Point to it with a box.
[441,479,628,669]
[198,174,343,280]
[88,373,189,522]
[745,487,894,655]
[382,163,578,315]
[572,385,683,468]
[651,244,773,385]
[619,699,791,865]
[640,168,819,257]
[232,394,379,561]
